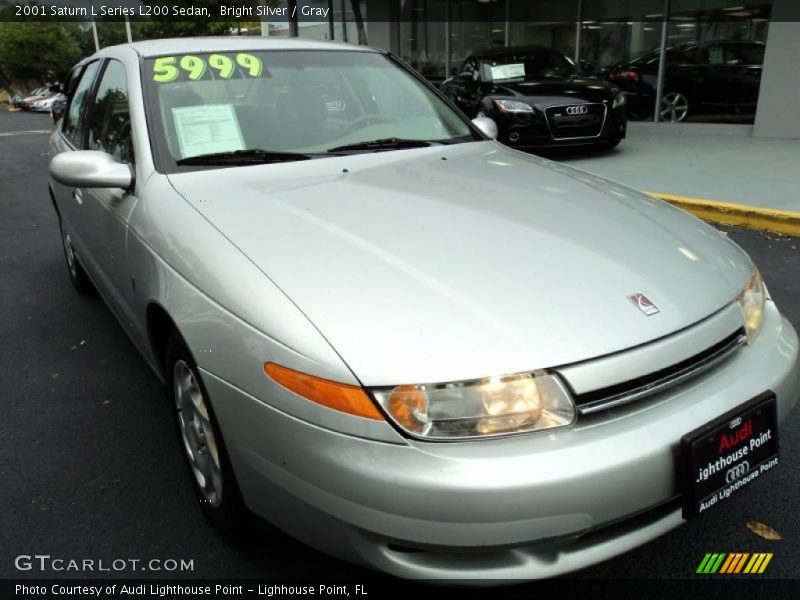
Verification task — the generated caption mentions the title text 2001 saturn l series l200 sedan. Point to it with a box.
[48,38,798,580]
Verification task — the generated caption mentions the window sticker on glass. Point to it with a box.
[490,63,525,80]
[172,104,245,159]
[152,53,265,83]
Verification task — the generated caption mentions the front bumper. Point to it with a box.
[496,106,627,149]
[203,301,799,579]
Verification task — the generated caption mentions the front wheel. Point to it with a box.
[60,224,94,294]
[660,92,690,122]
[166,333,247,534]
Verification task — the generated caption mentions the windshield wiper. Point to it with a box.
[326,138,434,153]
[176,149,315,166]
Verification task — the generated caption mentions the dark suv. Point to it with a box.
[605,40,765,122]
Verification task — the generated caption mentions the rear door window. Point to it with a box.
[61,65,84,100]
[85,60,134,164]
[667,49,695,66]
[62,61,101,148]
[740,44,765,65]
[696,45,725,66]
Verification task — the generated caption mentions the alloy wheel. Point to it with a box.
[173,360,223,507]
[63,232,78,279]
[660,92,689,122]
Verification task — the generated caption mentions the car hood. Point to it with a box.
[168,142,751,386]
[487,76,618,106]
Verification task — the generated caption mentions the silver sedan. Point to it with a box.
[48,37,799,580]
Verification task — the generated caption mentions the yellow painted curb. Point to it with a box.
[647,191,800,237]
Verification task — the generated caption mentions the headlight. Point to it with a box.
[372,370,576,440]
[612,92,626,109]
[494,99,534,113]
[738,268,766,344]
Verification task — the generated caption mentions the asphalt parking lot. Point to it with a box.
[1,109,799,583]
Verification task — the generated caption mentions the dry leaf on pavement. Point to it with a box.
[746,521,782,540]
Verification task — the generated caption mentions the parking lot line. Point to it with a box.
[0,129,52,136]
[648,191,800,237]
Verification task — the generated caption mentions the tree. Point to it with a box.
[0,21,81,92]
[134,1,240,39]
[0,0,284,95]
[131,1,282,40]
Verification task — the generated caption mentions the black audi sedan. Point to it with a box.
[440,46,627,151]
[606,40,765,122]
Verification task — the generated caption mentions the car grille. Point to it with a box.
[573,328,747,415]
[545,103,606,140]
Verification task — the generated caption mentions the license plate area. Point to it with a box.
[681,391,779,518]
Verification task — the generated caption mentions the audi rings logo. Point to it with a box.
[565,105,588,115]
[726,462,750,483]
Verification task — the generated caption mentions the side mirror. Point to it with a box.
[580,60,598,76]
[50,151,133,190]
[471,116,498,139]
[49,83,62,93]
[52,96,66,117]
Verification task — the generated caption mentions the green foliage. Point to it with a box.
[0,0,286,90]
[134,1,245,39]
[0,21,81,83]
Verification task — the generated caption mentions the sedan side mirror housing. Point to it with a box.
[471,116,498,139]
[52,97,67,121]
[50,151,133,190]
[580,60,599,76]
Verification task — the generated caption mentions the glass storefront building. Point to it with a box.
[284,0,775,124]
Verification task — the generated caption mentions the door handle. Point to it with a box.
[73,189,83,205]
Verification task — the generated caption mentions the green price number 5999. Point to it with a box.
[153,53,263,83]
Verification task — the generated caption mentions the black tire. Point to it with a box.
[59,221,94,294]
[165,332,248,534]
[598,139,621,150]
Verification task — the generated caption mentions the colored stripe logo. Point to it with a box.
[696,553,773,574]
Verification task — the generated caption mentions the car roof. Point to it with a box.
[668,39,765,51]
[470,45,557,59]
[103,36,379,58]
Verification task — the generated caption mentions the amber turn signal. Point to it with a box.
[386,385,429,434]
[264,363,384,421]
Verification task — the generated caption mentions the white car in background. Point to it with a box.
[31,93,65,113]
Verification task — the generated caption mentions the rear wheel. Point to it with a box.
[166,333,247,534]
[660,92,690,122]
[60,224,94,294]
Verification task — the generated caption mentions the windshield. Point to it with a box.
[479,50,577,82]
[143,50,476,170]
[629,44,692,66]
